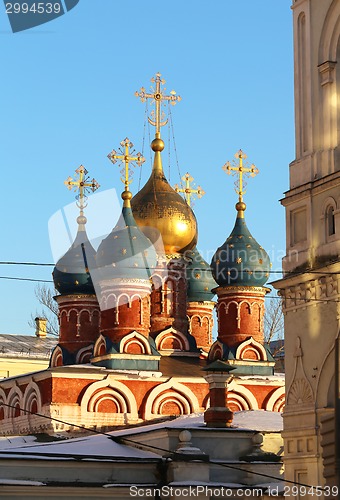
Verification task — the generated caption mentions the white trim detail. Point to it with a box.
[227,379,259,410]
[144,379,200,420]
[235,337,267,361]
[120,331,151,355]
[265,386,286,412]
[80,377,138,420]
[156,327,190,351]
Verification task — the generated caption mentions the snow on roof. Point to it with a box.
[0,432,160,460]
[0,410,282,461]
[109,410,283,437]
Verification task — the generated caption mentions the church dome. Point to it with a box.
[53,216,96,295]
[131,137,198,255]
[186,247,217,302]
[96,191,157,279]
[211,202,271,287]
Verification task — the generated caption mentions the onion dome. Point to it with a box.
[186,247,217,301]
[53,215,96,294]
[96,191,157,279]
[131,136,198,254]
[211,202,271,287]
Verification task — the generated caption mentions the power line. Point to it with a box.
[0,276,53,283]
[0,261,339,278]
[0,401,329,492]
[0,261,54,266]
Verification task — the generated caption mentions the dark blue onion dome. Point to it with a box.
[53,214,96,294]
[211,201,271,287]
[96,190,157,279]
[186,247,217,301]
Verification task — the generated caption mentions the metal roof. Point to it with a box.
[0,334,56,359]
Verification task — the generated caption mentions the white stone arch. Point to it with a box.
[120,331,151,355]
[23,381,42,416]
[66,308,79,321]
[144,380,200,420]
[76,344,93,364]
[316,335,338,408]
[93,334,107,358]
[155,391,191,416]
[81,377,138,420]
[265,386,286,412]
[208,340,223,361]
[0,387,7,420]
[236,337,268,362]
[50,345,64,367]
[117,293,131,308]
[319,0,340,63]
[79,308,92,321]
[151,273,164,289]
[228,380,259,410]
[104,292,117,310]
[156,327,190,352]
[60,309,67,320]
[7,385,23,418]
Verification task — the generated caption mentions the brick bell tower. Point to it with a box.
[209,150,275,375]
[51,165,101,367]
[186,246,216,353]
[92,138,160,371]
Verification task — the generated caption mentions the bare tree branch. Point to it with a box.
[264,296,284,357]
[28,284,59,337]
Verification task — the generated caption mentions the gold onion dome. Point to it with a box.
[131,137,198,254]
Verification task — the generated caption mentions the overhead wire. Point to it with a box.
[0,401,330,492]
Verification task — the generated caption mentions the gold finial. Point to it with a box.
[222,149,259,215]
[135,72,181,137]
[174,172,205,207]
[64,165,100,220]
[107,138,145,205]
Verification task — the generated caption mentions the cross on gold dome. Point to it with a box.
[222,149,259,203]
[135,72,181,137]
[107,137,145,192]
[64,165,100,213]
[174,172,205,207]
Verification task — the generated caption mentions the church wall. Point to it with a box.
[274,0,340,490]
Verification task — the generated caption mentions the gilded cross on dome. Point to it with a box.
[135,72,181,137]
[222,149,259,203]
[64,165,100,214]
[174,172,205,207]
[107,138,145,192]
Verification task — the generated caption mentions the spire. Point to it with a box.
[174,172,205,207]
[64,165,100,227]
[107,137,145,207]
[222,149,259,218]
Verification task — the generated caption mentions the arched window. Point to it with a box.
[326,205,335,236]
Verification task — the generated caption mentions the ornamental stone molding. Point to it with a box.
[280,273,340,312]
[286,337,314,408]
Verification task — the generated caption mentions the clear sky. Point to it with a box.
[0,0,294,335]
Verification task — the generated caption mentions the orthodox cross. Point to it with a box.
[222,149,259,202]
[107,137,145,191]
[135,72,181,136]
[174,172,205,207]
[64,165,100,213]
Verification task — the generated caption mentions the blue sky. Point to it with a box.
[0,0,294,335]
